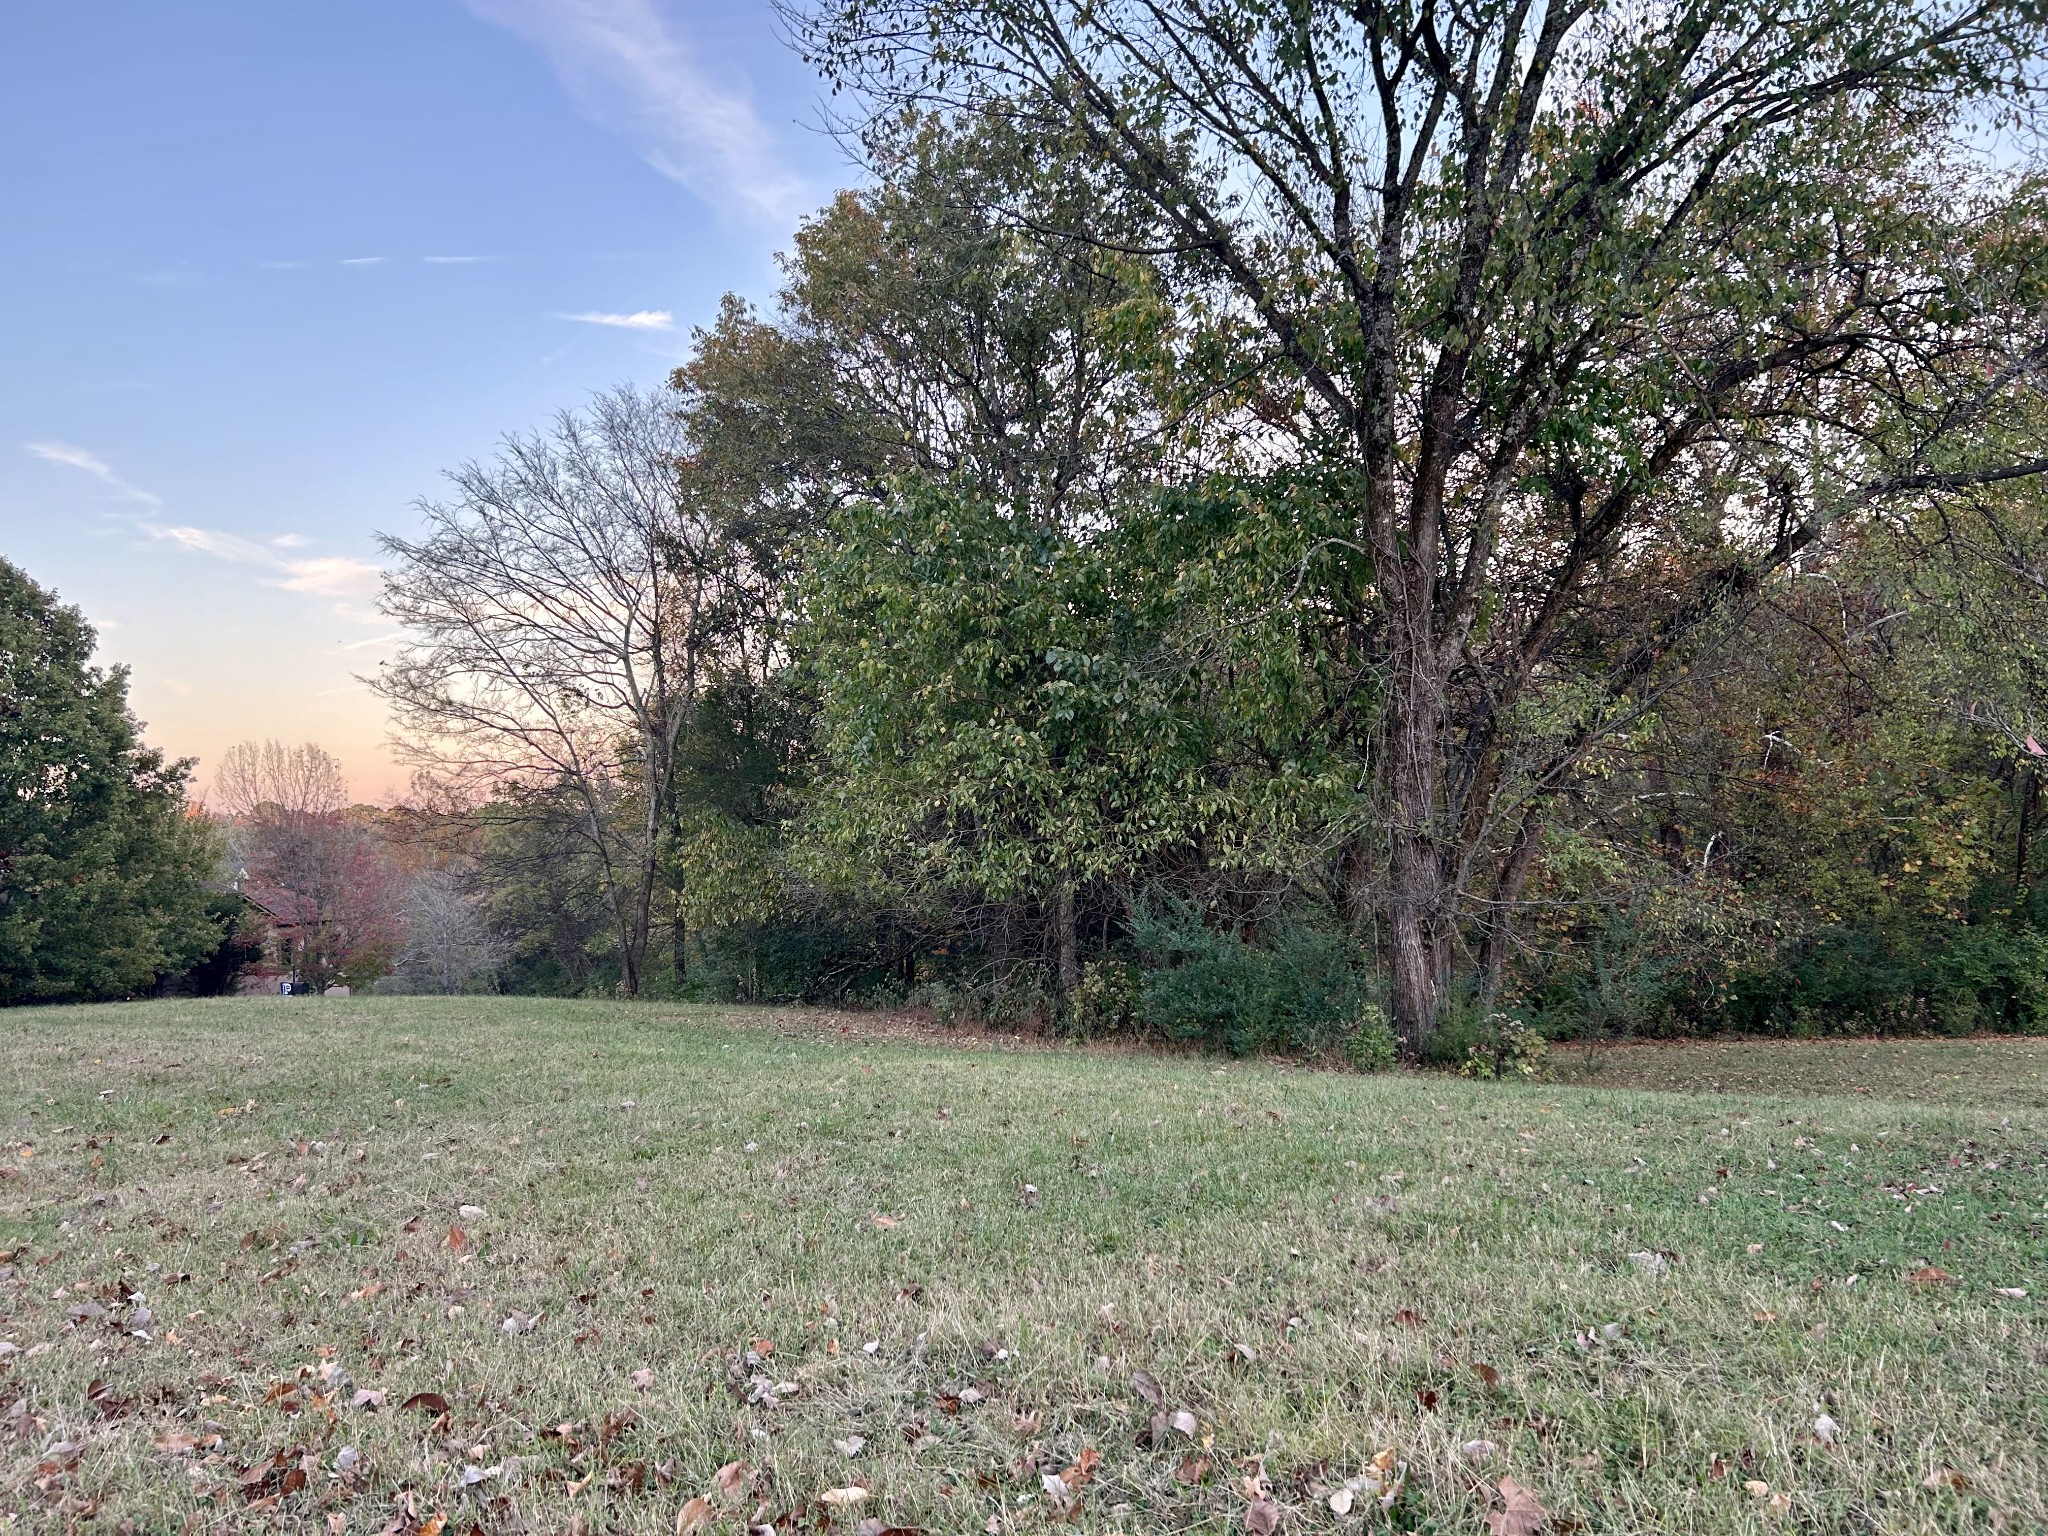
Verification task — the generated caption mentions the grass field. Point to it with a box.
[1,999,2042,1534]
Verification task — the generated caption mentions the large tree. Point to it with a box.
[796,0,2048,1045]
[677,119,1227,997]
[0,558,217,1003]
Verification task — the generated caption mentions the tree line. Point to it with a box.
[9,0,2048,1060]
[369,0,2048,1059]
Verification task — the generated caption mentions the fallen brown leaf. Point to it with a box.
[1486,1475,1549,1536]
[711,1460,750,1500]
[1060,1447,1102,1489]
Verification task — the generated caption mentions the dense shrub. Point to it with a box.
[1343,1002,1399,1071]
[1130,902,1373,1057]
[1726,914,2048,1036]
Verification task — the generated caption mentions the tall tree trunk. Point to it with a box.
[1339,836,1375,938]
[1053,877,1080,1002]
[1479,808,1545,1001]
[1384,590,1451,1053]
[622,864,655,999]
[673,891,688,987]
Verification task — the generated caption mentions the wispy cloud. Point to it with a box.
[150,524,275,564]
[424,254,492,265]
[341,256,386,266]
[26,441,162,507]
[142,523,385,612]
[557,308,674,330]
[274,555,385,598]
[336,630,408,652]
[462,0,809,226]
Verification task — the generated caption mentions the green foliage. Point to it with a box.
[1130,901,1370,1057]
[912,967,1057,1030]
[1454,1014,1552,1081]
[681,908,911,1006]
[799,474,1375,928]
[0,559,219,1003]
[1343,1002,1399,1073]
[1727,912,2048,1037]
[1066,957,1138,1036]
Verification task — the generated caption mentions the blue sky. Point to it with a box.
[0,0,844,799]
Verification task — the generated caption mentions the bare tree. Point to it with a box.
[375,385,754,996]
[396,868,501,994]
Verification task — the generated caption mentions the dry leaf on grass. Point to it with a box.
[1060,1447,1101,1488]
[1131,1368,1163,1406]
[821,1487,869,1508]
[675,1496,716,1534]
[1485,1475,1549,1536]
[712,1460,750,1499]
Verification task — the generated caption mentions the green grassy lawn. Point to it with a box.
[1547,1035,2048,1110]
[1,999,2041,1534]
